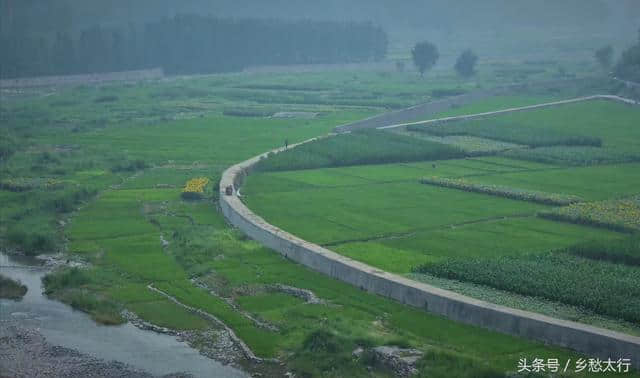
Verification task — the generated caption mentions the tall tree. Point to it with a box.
[595,45,614,70]
[454,49,478,78]
[614,29,640,82]
[411,41,439,77]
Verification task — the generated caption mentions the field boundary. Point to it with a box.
[220,96,640,367]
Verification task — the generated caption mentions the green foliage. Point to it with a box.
[539,195,640,233]
[416,350,503,378]
[412,41,439,76]
[46,187,97,213]
[43,268,91,293]
[566,234,640,267]
[420,176,582,205]
[415,253,640,323]
[614,29,640,82]
[7,228,57,255]
[43,268,124,325]
[0,275,28,300]
[409,119,602,148]
[110,159,149,173]
[503,146,640,166]
[594,45,613,69]
[302,330,344,353]
[254,130,465,172]
[454,49,479,78]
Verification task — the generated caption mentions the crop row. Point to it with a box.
[407,119,602,148]
[502,146,640,166]
[402,132,522,154]
[539,195,640,233]
[420,176,582,206]
[414,252,640,323]
[254,130,466,172]
[566,234,640,267]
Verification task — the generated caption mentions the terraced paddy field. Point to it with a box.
[5,72,629,376]
[244,98,640,335]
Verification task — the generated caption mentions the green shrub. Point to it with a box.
[7,228,57,255]
[539,195,640,233]
[255,130,466,172]
[46,188,97,213]
[43,268,90,294]
[110,159,149,172]
[0,275,28,300]
[415,253,640,323]
[303,330,343,353]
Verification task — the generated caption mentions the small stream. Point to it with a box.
[0,253,247,378]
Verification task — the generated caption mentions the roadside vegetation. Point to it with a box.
[0,275,28,300]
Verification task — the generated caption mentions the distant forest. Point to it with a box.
[0,14,387,78]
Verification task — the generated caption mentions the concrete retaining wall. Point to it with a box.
[220,96,640,368]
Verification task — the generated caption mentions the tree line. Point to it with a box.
[0,14,388,78]
[613,29,640,82]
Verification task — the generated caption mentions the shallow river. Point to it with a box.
[0,253,246,378]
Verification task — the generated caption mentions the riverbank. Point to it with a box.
[0,324,181,378]
[0,252,248,378]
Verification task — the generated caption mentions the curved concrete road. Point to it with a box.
[220,95,640,368]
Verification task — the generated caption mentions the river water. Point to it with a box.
[0,253,246,378]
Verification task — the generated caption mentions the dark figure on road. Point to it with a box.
[285,139,289,149]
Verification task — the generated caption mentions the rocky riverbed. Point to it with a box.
[0,324,190,377]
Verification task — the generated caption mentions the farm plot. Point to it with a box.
[452,162,640,201]
[502,146,640,166]
[420,176,582,205]
[397,132,524,154]
[414,253,640,323]
[243,179,548,246]
[253,129,465,172]
[540,195,640,232]
[407,118,602,148]
[413,99,640,153]
[244,97,640,329]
